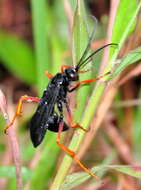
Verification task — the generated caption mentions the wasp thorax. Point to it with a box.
[65,68,79,81]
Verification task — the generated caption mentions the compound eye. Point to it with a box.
[70,71,75,78]
[70,68,77,77]
[65,68,78,80]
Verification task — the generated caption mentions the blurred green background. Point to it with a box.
[0,0,141,189]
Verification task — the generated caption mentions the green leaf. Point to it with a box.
[72,0,88,63]
[61,164,141,190]
[111,165,141,178]
[111,0,141,59]
[60,150,117,190]
[112,46,141,77]
[72,1,97,121]
[0,31,36,84]
[0,166,32,180]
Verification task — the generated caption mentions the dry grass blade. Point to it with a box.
[0,89,22,190]
[104,114,134,164]
[119,63,141,86]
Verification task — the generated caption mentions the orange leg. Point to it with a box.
[56,122,98,179]
[69,72,110,92]
[4,95,40,133]
[70,123,88,132]
[66,107,88,132]
[44,71,53,79]
[78,71,110,85]
[78,69,91,73]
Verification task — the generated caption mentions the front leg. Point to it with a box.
[68,72,111,92]
[68,84,79,92]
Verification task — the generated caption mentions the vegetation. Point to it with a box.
[0,0,141,189]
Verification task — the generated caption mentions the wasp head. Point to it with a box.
[65,68,79,81]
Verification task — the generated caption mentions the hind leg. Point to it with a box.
[56,122,98,178]
[5,95,40,133]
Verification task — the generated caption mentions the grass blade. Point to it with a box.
[111,46,141,77]
[60,150,117,190]
[111,0,141,59]
[0,31,36,85]
[60,164,141,190]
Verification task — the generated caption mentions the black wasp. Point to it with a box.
[5,19,117,178]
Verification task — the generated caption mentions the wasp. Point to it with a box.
[5,22,117,178]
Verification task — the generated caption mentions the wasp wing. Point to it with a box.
[30,86,60,147]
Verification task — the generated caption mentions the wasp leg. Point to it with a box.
[78,69,91,73]
[56,122,98,179]
[69,72,111,92]
[44,71,53,79]
[4,95,40,133]
[65,100,88,132]
[70,123,88,132]
[77,71,110,85]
